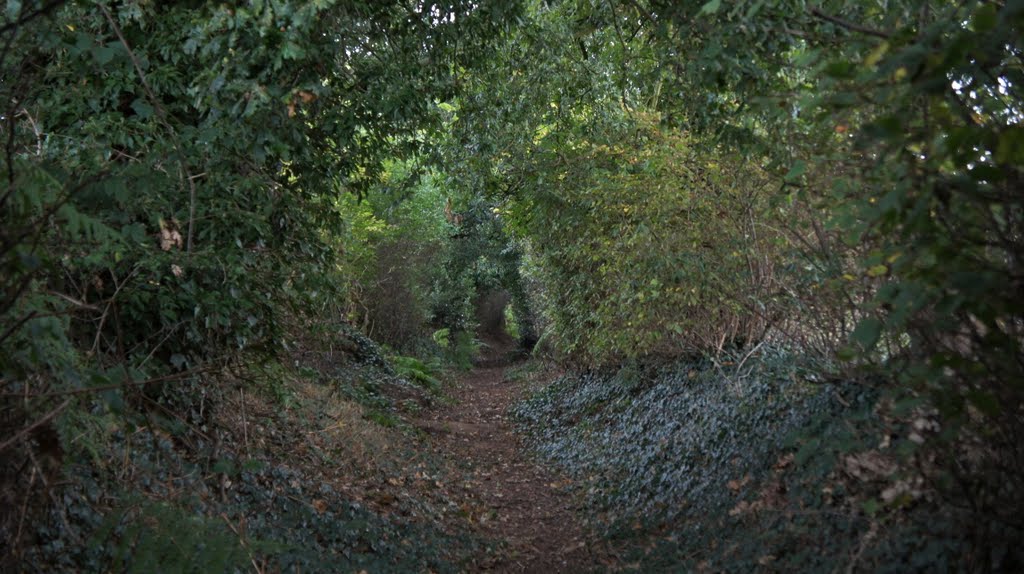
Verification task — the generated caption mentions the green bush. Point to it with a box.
[508,114,785,363]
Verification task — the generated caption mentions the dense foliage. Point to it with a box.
[452,0,1023,569]
[506,115,783,360]
[2,0,1022,571]
[1,1,516,569]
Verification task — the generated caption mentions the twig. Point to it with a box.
[15,108,42,156]
[607,0,631,111]
[47,290,101,311]
[138,393,209,444]
[90,265,141,356]
[809,7,891,39]
[622,0,657,27]
[1,172,106,261]
[0,399,71,454]
[0,310,36,346]
[136,320,186,368]
[734,338,767,378]
[13,466,38,558]
[0,0,66,35]
[240,387,249,456]
[98,4,199,254]
[27,447,79,544]
[220,513,264,574]
[845,520,879,574]
[0,365,213,399]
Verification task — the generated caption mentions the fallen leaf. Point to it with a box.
[727,474,751,492]
[844,452,897,481]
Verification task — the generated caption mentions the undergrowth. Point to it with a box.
[9,321,483,572]
[512,350,1009,572]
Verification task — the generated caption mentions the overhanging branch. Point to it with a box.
[809,7,891,40]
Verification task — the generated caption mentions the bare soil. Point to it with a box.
[418,345,608,573]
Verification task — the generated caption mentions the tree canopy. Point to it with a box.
[2,0,1022,570]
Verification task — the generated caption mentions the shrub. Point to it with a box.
[509,114,786,363]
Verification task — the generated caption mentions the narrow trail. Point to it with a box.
[420,345,604,572]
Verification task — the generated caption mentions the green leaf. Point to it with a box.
[794,437,821,466]
[699,0,722,16]
[242,459,265,472]
[866,264,888,277]
[131,98,154,119]
[850,317,883,351]
[967,390,1000,417]
[212,459,236,475]
[784,160,806,182]
[5,0,21,20]
[892,395,925,416]
[971,4,999,32]
[862,498,880,516]
[863,41,890,68]
[996,127,1024,165]
[92,45,116,65]
[823,60,855,79]
[101,388,124,413]
[170,354,187,369]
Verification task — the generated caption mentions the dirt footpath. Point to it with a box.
[419,352,606,572]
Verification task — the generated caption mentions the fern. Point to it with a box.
[389,355,443,393]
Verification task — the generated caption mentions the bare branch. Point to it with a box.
[809,7,891,40]
[0,0,65,35]
[1,365,215,399]
[0,399,71,454]
[621,0,657,28]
